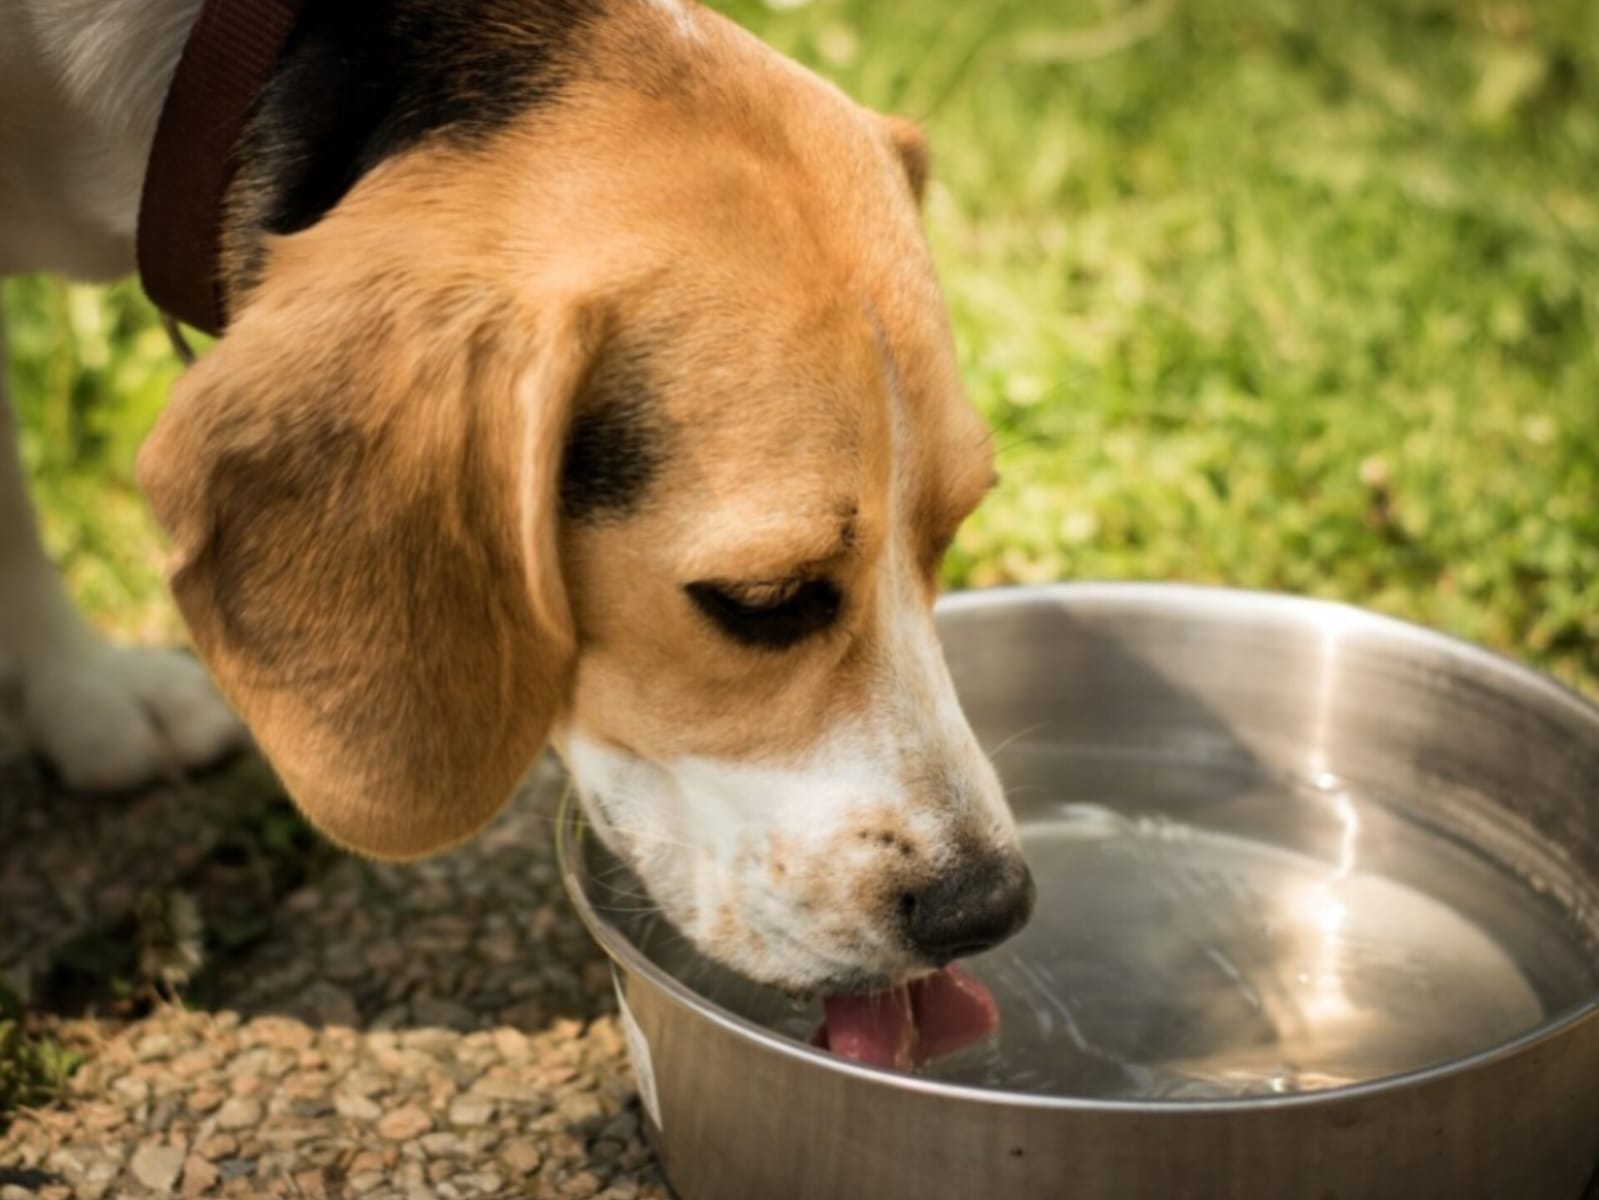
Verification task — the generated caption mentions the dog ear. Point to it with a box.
[879,115,930,205]
[138,241,596,860]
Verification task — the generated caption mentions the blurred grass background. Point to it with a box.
[5,0,1597,691]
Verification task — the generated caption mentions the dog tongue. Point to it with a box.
[910,967,1002,1061]
[817,966,998,1070]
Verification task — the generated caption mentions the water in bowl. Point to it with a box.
[595,748,1599,1101]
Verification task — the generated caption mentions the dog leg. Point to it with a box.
[0,296,245,789]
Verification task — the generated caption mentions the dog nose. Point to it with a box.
[901,852,1036,963]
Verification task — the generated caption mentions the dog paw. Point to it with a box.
[14,641,247,791]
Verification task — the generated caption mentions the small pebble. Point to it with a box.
[447,1099,494,1127]
[214,1097,263,1131]
[181,1156,220,1196]
[195,1134,238,1161]
[334,1092,383,1121]
[376,1106,433,1141]
[499,1138,543,1175]
[420,1132,465,1157]
[130,1141,186,1192]
[186,1087,225,1114]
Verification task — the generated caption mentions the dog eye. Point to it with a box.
[684,579,843,650]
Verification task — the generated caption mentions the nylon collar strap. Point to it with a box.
[137,0,309,339]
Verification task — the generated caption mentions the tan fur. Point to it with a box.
[139,0,992,867]
[139,151,603,858]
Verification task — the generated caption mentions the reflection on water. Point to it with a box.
[589,750,1599,1101]
[949,805,1536,1097]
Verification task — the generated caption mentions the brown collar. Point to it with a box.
[137,0,310,338]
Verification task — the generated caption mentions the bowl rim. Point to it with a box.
[556,581,1599,1114]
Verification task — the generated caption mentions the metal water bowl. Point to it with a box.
[560,584,1599,1200]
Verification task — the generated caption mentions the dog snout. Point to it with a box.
[900,851,1035,964]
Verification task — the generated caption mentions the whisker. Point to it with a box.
[984,720,1052,759]
[993,429,1065,458]
[995,783,1047,800]
[510,805,702,853]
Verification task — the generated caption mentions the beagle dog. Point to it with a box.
[0,0,1034,996]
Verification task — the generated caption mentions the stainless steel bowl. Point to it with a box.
[558,584,1599,1199]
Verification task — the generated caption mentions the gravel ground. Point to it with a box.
[0,742,670,1199]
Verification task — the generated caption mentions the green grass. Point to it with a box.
[5,0,1598,691]
[5,277,190,641]
[0,983,81,1122]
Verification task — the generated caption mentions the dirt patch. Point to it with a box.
[0,745,668,1199]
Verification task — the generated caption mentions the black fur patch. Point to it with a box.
[224,0,604,298]
[560,346,667,522]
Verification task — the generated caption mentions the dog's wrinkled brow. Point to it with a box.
[682,503,861,584]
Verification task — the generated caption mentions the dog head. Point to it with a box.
[138,0,1032,994]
